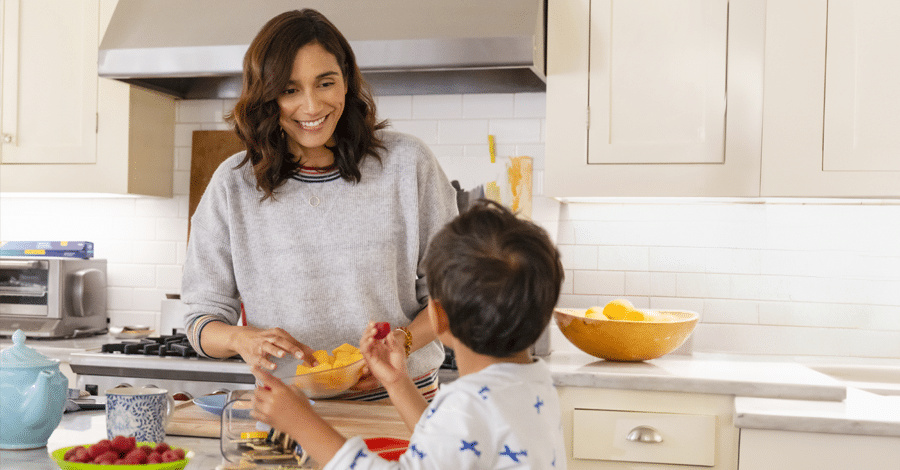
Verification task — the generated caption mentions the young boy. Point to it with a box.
[251,200,567,469]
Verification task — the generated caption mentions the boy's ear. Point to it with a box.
[429,299,451,334]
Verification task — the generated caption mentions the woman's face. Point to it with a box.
[277,42,347,162]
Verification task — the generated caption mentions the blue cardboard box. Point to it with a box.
[0,241,94,259]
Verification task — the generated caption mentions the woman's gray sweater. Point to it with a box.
[182,130,458,378]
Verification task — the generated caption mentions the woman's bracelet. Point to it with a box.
[396,326,412,357]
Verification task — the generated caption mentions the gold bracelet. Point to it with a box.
[396,327,412,357]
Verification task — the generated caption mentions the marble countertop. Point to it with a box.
[544,350,900,437]
[543,351,848,401]
[735,387,900,437]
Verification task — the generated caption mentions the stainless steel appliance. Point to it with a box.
[69,334,255,398]
[0,257,107,338]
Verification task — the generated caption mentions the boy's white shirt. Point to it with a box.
[323,358,567,469]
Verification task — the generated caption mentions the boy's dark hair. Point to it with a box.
[424,200,564,357]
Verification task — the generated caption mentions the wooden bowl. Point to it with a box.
[554,308,698,362]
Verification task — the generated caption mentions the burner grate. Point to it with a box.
[100,333,198,358]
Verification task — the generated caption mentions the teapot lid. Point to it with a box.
[0,330,56,368]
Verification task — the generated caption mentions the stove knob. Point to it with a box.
[114,383,132,389]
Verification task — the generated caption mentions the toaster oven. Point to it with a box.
[0,257,107,338]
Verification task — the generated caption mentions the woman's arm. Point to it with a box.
[198,321,317,370]
[397,305,436,354]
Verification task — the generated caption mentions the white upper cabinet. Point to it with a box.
[545,0,765,197]
[588,0,727,165]
[1,0,99,164]
[0,0,175,196]
[761,0,900,197]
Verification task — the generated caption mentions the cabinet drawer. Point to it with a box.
[573,408,717,466]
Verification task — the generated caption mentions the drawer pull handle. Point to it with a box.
[626,425,663,443]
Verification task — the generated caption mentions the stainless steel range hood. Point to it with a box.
[99,0,546,99]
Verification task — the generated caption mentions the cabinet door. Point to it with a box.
[545,0,765,198]
[760,0,900,197]
[589,0,726,165]
[739,429,900,470]
[0,0,99,164]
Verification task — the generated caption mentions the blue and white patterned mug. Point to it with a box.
[105,387,175,443]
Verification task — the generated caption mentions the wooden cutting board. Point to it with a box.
[188,130,245,239]
[166,398,410,441]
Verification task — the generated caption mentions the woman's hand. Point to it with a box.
[250,366,312,434]
[230,326,317,372]
[359,322,408,388]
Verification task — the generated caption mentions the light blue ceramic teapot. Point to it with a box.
[0,329,68,449]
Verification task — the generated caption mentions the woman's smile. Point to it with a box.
[298,116,328,130]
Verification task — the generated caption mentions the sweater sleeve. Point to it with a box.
[412,140,459,312]
[181,156,244,357]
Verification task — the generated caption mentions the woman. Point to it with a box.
[182,9,458,401]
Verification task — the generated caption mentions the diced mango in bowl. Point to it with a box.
[296,343,364,375]
[289,343,366,398]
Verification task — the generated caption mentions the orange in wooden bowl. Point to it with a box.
[554,308,698,362]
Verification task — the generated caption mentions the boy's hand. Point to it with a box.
[360,321,409,387]
[250,365,313,433]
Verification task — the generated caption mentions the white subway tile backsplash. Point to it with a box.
[558,244,598,270]
[557,294,602,309]
[174,123,201,147]
[438,120,489,145]
[488,119,542,144]
[131,242,177,265]
[132,288,165,312]
[174,170,191,197]
[155,265,183,290]
[106,287,133,311]
[573,270,625,296]
[759,301,864,329]
[412,95,462,119]
[676,273,713,298]
[514,93,547,118]
[155,218,189,242]
[177,99,227,123]
[560,269,574,295]
[135,197,180,218]
[703,299,759,324]
[650,272,677,297]
[107,265,156,288]
[390,120,438,144]
[376,95,413,120]
[175,147,192,172]
[849,329,900,358]
[649,296,704,316]
[624,272,651,296]
[598,246,649,271]
[462,94,515,118]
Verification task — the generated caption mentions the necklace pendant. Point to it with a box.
[309,196,321,207]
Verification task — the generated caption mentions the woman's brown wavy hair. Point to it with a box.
[227,9,387,200]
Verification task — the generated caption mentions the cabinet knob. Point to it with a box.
[2,134,12,144]
[626,425,663,443]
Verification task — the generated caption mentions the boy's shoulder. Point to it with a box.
[434,360,554,405]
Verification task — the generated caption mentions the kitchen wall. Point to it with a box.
[2,93,899,358]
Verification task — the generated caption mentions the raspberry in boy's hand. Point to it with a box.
[374,322,391,339]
